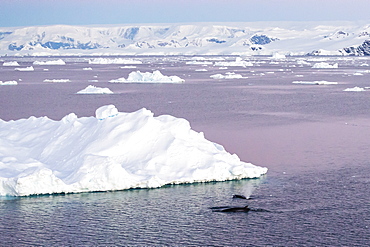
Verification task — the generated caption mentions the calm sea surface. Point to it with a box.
[0,56,369,246]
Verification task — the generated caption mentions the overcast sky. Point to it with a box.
[1,0,370,27]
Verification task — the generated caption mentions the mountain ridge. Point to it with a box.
[1,21,369,56]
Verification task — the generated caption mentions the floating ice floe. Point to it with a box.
[214,57,253,67]
[88,58,142,65]
[3,61,20,66]
[343,87,366,92]
[14,66,34,71]
[292,81,338,85]
[43,79,71,83]
[76,85,114,94]
[210,72,245,79]
[109,70,184,83]
[312,62,338,69]
[120,66,137,69]
[296,60,311,66]
[0,80,18,85]
[195,69,208,72]
[83,67,93,70]
[0,105,267,196]
[33,59,66,65]
[189,57,225,61]
[186,61,213,65]
[271,53,286,59]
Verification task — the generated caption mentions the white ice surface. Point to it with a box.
[3,61,20,66]
[272,53,286,59]
[186,61,213,65]
[343,86,366,92]
[214,57,253,67]
[210,72,245,79]
[43,79,71,83]
[33,59,66,65]
[312,62,338,69]
[14,66,34,71]
[1,21,370,56]
[109,70,184,83]
[0,80,18,85]
[88,58,142,64]
[0,105,267,196]
[76,85,114,94]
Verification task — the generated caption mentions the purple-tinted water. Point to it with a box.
[0,56,369,246]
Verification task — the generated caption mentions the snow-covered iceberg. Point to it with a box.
[76,85,114,94]
[33,59,66,65]
[210,72,245,79]
[312,62,338,69]
[343,86,366,92]
[88,58,142,65]
[271,53,286,59]
[3,61,20,66]
[109,70,184,83]
[43,79,71,83]
[214,58,253,67]
[0,80,18,86]
[0,105,267,196]
[14,66,34,71]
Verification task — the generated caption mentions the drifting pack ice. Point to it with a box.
[0,105,267,196]
[109,70,184,83]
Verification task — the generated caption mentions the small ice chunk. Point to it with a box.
[343,87,365,92]
[0,80,18,85]
[312,62,338,69]
[76,85,114,95]
[3,61,20,66]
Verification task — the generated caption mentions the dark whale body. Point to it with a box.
[220,205,250,212]
[233,194,247,199]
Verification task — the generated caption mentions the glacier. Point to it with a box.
[1,21,370,56]
[0,105,267,197]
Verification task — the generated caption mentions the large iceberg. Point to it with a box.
[109,70,184,83]
[0,105,267,196]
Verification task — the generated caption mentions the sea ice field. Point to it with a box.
[0,55,369,246]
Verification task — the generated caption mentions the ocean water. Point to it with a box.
[0,56,369,245]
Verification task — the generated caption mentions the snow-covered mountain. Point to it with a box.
[0,21,370,56]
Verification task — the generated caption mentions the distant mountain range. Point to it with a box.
[0,21,369,56]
